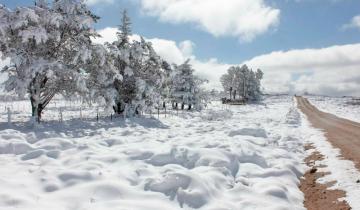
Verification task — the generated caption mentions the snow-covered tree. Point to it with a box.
[128,37,165,115]
[160,60,173,101]
[171,60,207,110]
[0,0,99,122]
[106,9,133,115]
[35,0,48,8]
[220,64,263,102]
[108,11,166,116]
[220,66,237,99]
[82,44,121,111]
[117,9,131,48]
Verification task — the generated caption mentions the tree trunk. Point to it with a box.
[28,73,55,123]
[181,103,185,110]
[30,96,37,121]
[243,79,246,99]
[113,102,125,114]
[135,106,140,115]
[188,104,192,110]
[30,96,43,123]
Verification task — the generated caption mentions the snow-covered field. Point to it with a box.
[0,96,311,210]
[308,96,360,123]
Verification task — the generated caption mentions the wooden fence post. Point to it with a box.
[7,107,11,125]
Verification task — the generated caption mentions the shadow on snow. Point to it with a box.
[0,116,169,139]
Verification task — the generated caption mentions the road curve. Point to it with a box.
[297,96,360,170]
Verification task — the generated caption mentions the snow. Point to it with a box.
[308,95,360,123]
[299,111,360,209]
[0,96,308,210]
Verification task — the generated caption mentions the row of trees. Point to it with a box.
[220,65,263,102]
[0,0,207,122]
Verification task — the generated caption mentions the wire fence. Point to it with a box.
[0,98,222,124]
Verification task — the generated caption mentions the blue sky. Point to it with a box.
[3,0,359,62]
[1,0,360,96]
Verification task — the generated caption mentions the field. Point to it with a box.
[1,95,359,210]
[308,96,360,123]
[0,95,310,210]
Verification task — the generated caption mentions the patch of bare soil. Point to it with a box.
[300,144,351,210]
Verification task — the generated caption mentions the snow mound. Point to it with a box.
[144,171,209,208]
[0,96,307,210]
[147,147,199,169]
[0,131,34,155]
[200,109,232,121]
[229,128,267,138]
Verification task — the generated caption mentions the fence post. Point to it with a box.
[124,105,127,119]
[7,107,11,125]
[59,107,63,122]
[163,102,166,118]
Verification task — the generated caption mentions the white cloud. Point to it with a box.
[139,0,280,42]
[94,27,360,97]
[293,68,360,96]
[191,58,232,89]
[150,39,193,64]
[179,40,195,58]
[246,44,360,69]
[92,27,118,44]
[244,44,360,96]
[193,44,360,96]
[85,0,114,6]
[343,15,360,30]
[192,44,360,96]
[93,27,193,64]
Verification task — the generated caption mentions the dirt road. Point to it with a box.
[297,96,359,210]
[297,96,360,169]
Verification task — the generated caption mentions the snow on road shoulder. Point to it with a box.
[0,96,307,210]
[308,96,360,123]
[299,111,360,209]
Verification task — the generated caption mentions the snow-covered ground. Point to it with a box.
[0,96,309,210]
[308,95,360,123]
